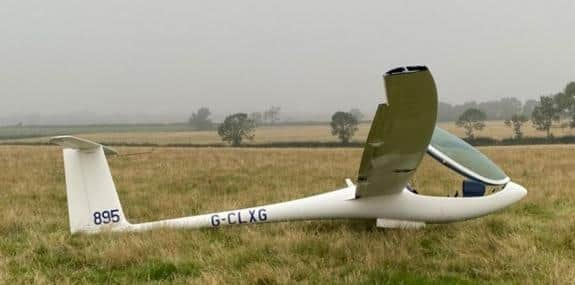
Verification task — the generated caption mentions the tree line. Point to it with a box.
[188,107,282,131]
[457,81,575,139]
[188,106,365,146]
[188,80,574,145]
[188,106,283,146]
[439,98,538,121]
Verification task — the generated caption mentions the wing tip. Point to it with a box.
[385,65,429,76]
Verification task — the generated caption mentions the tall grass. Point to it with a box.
[0,145,573,284]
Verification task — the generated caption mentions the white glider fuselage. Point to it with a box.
[108,181,526,233]
[53,135,527,234]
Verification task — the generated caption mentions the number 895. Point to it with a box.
[93,209,120,225]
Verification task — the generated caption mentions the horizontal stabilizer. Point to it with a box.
[50,136,118,155]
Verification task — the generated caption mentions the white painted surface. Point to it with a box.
[376,219,426,229]
[51,136,527,234]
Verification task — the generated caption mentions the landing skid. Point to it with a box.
[376,219,426,229]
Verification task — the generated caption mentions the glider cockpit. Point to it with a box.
[428,127,509,185]
[427,126,510,197]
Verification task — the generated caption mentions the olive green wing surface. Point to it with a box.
[356,67,437,198]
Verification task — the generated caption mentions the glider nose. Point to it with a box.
[508,181,528,201]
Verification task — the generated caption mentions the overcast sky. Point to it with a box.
[1,0,574,123]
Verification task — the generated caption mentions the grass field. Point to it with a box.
[2,121,575,146]
[0,144,573,284]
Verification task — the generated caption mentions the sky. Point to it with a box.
[1,0,574,124]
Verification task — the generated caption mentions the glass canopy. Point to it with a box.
[427,127,509,185]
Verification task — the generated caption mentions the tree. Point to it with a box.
[531,95,560,138]
[497,98,523,119]
[476,97,522,119]
[349,108,364,122]
[504,114,528,139]
[522,99,538,117]
[456,108,486,139]
[249,112,263,125]
[566,82,575,97]
[263,106,281,124]
[553,92,573,119]
[189,107,213,130]
[330,111,358,144]
[217,113,256,146]
[564,82,575,128]
[438,102,455,121]
[439,98,531,121]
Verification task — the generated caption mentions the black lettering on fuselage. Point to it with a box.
[258,209,268,221]
[210,208,268,228]
[249,209,257,223]
[210,215,220,227]
[238,211,246,224]
[227,212,236,224]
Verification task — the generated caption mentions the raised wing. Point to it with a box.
[356,66,437,198]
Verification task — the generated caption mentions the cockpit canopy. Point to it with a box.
[427,127,510,186]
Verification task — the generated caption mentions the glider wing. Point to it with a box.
[356,66,437,198]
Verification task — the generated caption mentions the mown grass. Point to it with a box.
[0,145,573,284]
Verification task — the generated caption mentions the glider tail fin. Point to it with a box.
[50,136,130,234]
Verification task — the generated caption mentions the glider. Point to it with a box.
[51,66,526,234]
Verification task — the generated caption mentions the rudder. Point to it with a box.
[52,136,130,234]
